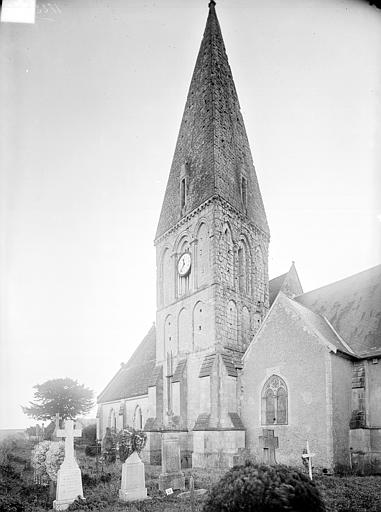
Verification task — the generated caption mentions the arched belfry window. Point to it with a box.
[222,226,234,288]
[177,238,191,297]
[261,375,288,425]
[238,239,250,294]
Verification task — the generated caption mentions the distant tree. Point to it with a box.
[22,378,94,422]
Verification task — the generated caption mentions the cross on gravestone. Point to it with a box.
[56,420,82,463]
[259,429,279,464]
[53,420,84,511]
[301,440,316,480]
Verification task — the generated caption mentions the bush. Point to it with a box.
[85,444,100,457]
[202,462,326,512]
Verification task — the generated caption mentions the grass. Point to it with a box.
[1,436,381,512]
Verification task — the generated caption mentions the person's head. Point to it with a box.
[202,462,325,512]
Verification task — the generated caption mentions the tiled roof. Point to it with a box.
[269,273,287,306]
[193,413,211,431]
[284,296,355,356]
[148,365,163,387]
[97,324,156,403]
[269,263,303,306]
[199,354,216,377]
[155,2,268,240]
[228,413,245,430]
[172,360,187,383]
[221,353,238,377]
[296,265,381,356]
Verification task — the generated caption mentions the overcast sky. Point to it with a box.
[1,0,380,429]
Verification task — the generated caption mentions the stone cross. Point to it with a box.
[259,429,278,464]
[302,440,315,480]
[56,420,82,464]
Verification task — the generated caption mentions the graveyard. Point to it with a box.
[1,425,381,512]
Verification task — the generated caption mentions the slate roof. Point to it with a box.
[296,265,381,356]
[172,360,187,383]
[155,1,268,240]
[269,262,303,306]
[269,272,288,306]
[282,294,355,356]
[97,324,156,403]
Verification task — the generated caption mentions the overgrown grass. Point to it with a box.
[1,436,381,512]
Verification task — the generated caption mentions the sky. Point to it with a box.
[0,0,380,429]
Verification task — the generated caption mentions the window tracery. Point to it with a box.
[261,375,288,425]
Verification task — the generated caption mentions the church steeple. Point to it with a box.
[156,1,269,240]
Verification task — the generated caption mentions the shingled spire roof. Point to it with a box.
[155,1,269,240]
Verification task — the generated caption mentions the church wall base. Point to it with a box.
[141,432,162,465]
[192,430,245,468]
[349,428,381,474]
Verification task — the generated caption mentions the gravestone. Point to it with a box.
[259,429,278,464]
[119,451,148,502]
[159,433,185,491]
[53,420,83,511]
[301,441,316,480]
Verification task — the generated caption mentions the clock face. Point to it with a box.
[177,252,191,276]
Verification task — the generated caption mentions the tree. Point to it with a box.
[22,378,94,422]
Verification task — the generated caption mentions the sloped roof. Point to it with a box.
[296,265,381,356]
[283,294,355,356]
[269,272,288,306]
[269,262,303,306]
[97,325,156,403]
[156,1,268,240]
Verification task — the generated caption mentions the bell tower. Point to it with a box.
[151,1,269,467]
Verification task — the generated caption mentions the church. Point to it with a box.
[97,1,381,473]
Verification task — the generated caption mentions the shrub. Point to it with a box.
[117,428,147,463]
[85,444,100,457]
[30,441,51,482]
[202,462,326,512]
[45,442,65,481]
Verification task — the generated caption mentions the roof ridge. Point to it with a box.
[296,263,381,299]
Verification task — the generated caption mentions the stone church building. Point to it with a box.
[97,2,381,472]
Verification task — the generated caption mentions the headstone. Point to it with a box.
[259,429,278,464]
[119,451,148,502]
[53,420,83,511]
[159,433,185,491]
[301,440,316,480]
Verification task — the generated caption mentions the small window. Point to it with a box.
[180,178,186,209]
[241,176,247,208]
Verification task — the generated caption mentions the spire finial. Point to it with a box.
[209,0,216,8]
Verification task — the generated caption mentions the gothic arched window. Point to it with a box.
[109,408,117,431]
[261,375,288,425]
[133,405,143,430]
[255,245,265,303]
[161,248,172,306]
[196,223,209,288]
[222,226,234,288]
[226,299,238,343]
[238,239,250,294]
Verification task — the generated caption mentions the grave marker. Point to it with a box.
[53,420,83,511]
[119,451,148,502]
[301,440,316,480]
[259,429,278,464]
[159,433,185,491]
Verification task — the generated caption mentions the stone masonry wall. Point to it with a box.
[242,297,334,469]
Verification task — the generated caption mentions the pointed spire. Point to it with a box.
[156,2,269,240]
